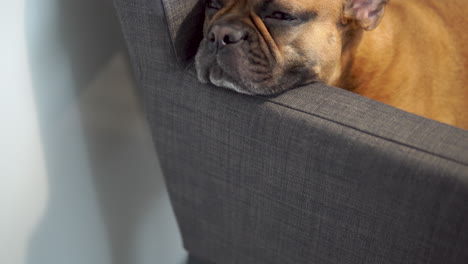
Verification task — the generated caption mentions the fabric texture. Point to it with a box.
[113,0,468,263]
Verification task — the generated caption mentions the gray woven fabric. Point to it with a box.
[114,0,468,263]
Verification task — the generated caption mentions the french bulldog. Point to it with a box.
[195,0,468,129]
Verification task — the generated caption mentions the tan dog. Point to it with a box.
[195,0,468,129]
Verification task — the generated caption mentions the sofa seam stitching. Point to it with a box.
[254,96,468,168]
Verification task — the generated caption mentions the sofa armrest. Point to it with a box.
[114,0,468,263]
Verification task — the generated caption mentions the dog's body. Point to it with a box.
[195,0,468,129]
[336,0,468,129]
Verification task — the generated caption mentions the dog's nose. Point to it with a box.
[209,24,248,47]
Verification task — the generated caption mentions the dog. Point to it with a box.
[194,0,468,129]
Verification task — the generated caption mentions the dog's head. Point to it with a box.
[194,0,389,95]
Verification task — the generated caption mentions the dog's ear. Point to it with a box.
[343,0,389,31]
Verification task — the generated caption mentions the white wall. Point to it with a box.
[0,1,111,263]
[0,1,185,264]
[0,2,48,264]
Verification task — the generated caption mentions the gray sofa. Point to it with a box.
[113,0,468,263]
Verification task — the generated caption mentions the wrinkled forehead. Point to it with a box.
[220,0,342,13]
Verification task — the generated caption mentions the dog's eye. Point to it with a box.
[266,11,297,21]
[206,0,222,10]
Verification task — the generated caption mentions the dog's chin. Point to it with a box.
[196,56,317,96]
[205,66,252,95]
[196,47,314,95]
[196,61,319,96]
[199,65,303,96]
[196,62,268,95]
[210,76,253,95]
[195,43,280,95]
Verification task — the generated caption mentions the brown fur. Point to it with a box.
[336,0,468,129]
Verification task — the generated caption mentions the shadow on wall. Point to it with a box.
[24,0,188,264]
[77,53,187,264]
